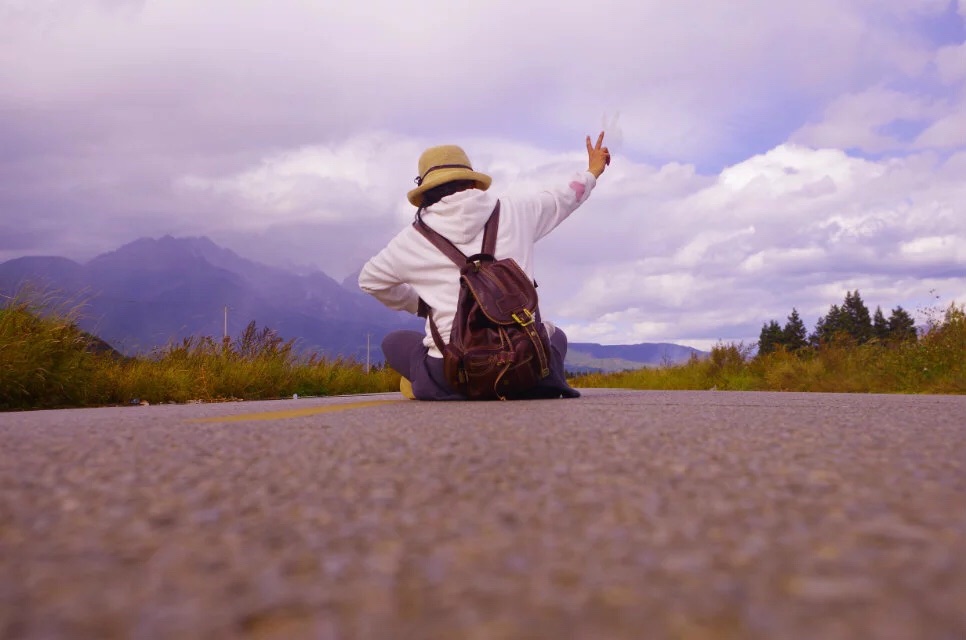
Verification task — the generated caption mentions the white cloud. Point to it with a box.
[915,96,966,148]
[936,43,966,85]
[790,88,940,153]
[0,0,955,161]
[546,144,965,344]
[900,235,966,261]
[178,133,421,226]
[791,18,966,156]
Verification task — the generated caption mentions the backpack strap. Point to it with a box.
[481,201,500,256]
[427,312,448,356]
[413,201,500,266]
[412,201,501,356]
[414,210,467,266]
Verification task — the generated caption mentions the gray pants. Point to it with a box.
[382,326,579,401]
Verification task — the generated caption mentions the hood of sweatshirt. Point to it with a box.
[417,188,499,245]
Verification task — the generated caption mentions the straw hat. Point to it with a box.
[407,145,492,207]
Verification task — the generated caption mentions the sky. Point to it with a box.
[1,0,964,349]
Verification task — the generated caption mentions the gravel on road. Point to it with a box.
[2,389,965,639]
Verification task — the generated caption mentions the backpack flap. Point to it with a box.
[461,258,539,326]
[461,257,551,384]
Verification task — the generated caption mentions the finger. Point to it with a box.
[596,131,605,150]
[586,135,593,153]
[603,147,610,165]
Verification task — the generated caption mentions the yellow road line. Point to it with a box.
[189,399,405,423]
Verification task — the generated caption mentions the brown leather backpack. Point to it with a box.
[414,201,552,400]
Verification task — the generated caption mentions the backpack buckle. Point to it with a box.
[511,310,535,326]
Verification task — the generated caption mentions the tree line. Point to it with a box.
[759,290,917,355]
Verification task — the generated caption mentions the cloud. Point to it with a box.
[789,88,940,153]
[0,0,953,158]
[550,145,966,344]
[915,95,966,148]
[936,42,966,84]
[178,133,420,225]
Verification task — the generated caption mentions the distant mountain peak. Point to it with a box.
[87,235,217,273]
[111,234,220,256]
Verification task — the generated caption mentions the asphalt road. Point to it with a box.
[2,389,965,640]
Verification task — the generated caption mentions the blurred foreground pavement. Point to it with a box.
[1,389,965,639]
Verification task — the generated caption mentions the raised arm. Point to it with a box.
[527,131,611,240]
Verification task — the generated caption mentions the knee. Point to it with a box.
[382,330,424,362]
[381,333,396,353]
[550,326,568,357]
[551,325,568,345]
[382,330,414,352]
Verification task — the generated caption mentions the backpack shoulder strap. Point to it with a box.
[413,210,467,267]
[416,298,447,355]
[412,201,502,266]
[481,200,500,256]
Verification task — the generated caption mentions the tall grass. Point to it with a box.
[572,303,966,394]
[0,292,114,409]
[109,324,400,405]
[1,293,399,411]
[5,291,964,410]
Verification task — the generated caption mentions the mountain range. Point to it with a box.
[0,236,705,370]
[564,342,703,373]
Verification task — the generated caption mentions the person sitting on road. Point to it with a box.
[359,132,611,400]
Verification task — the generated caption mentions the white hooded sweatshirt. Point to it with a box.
[359,170,597,358]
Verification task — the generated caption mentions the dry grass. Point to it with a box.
[571,304,966,395]
[1,292,399,411]
[5,289,964,410]
[0,292,108,409]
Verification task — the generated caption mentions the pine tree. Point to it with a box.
[758,320,784,356]
[887,306,917,342]
[810,315,826,347]
[873,306,889,341]
[842,290,873,344]
[782,308,808,351]
[812,303,846,344]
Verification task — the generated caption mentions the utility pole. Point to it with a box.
[224,305,229,339]
[366,333,371,373]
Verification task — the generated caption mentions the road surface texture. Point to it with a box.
[2,389,965,640]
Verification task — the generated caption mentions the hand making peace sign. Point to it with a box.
[586,131,611,179]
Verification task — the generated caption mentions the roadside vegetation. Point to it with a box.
[573,291,966,394]
[0,292,399,411]
[3,288,964,410]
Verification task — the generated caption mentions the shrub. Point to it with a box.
[0,293,109,409]
[571,308,965,395]
[1,298,400,410]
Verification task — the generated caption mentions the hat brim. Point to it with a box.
[407,167,491,207]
